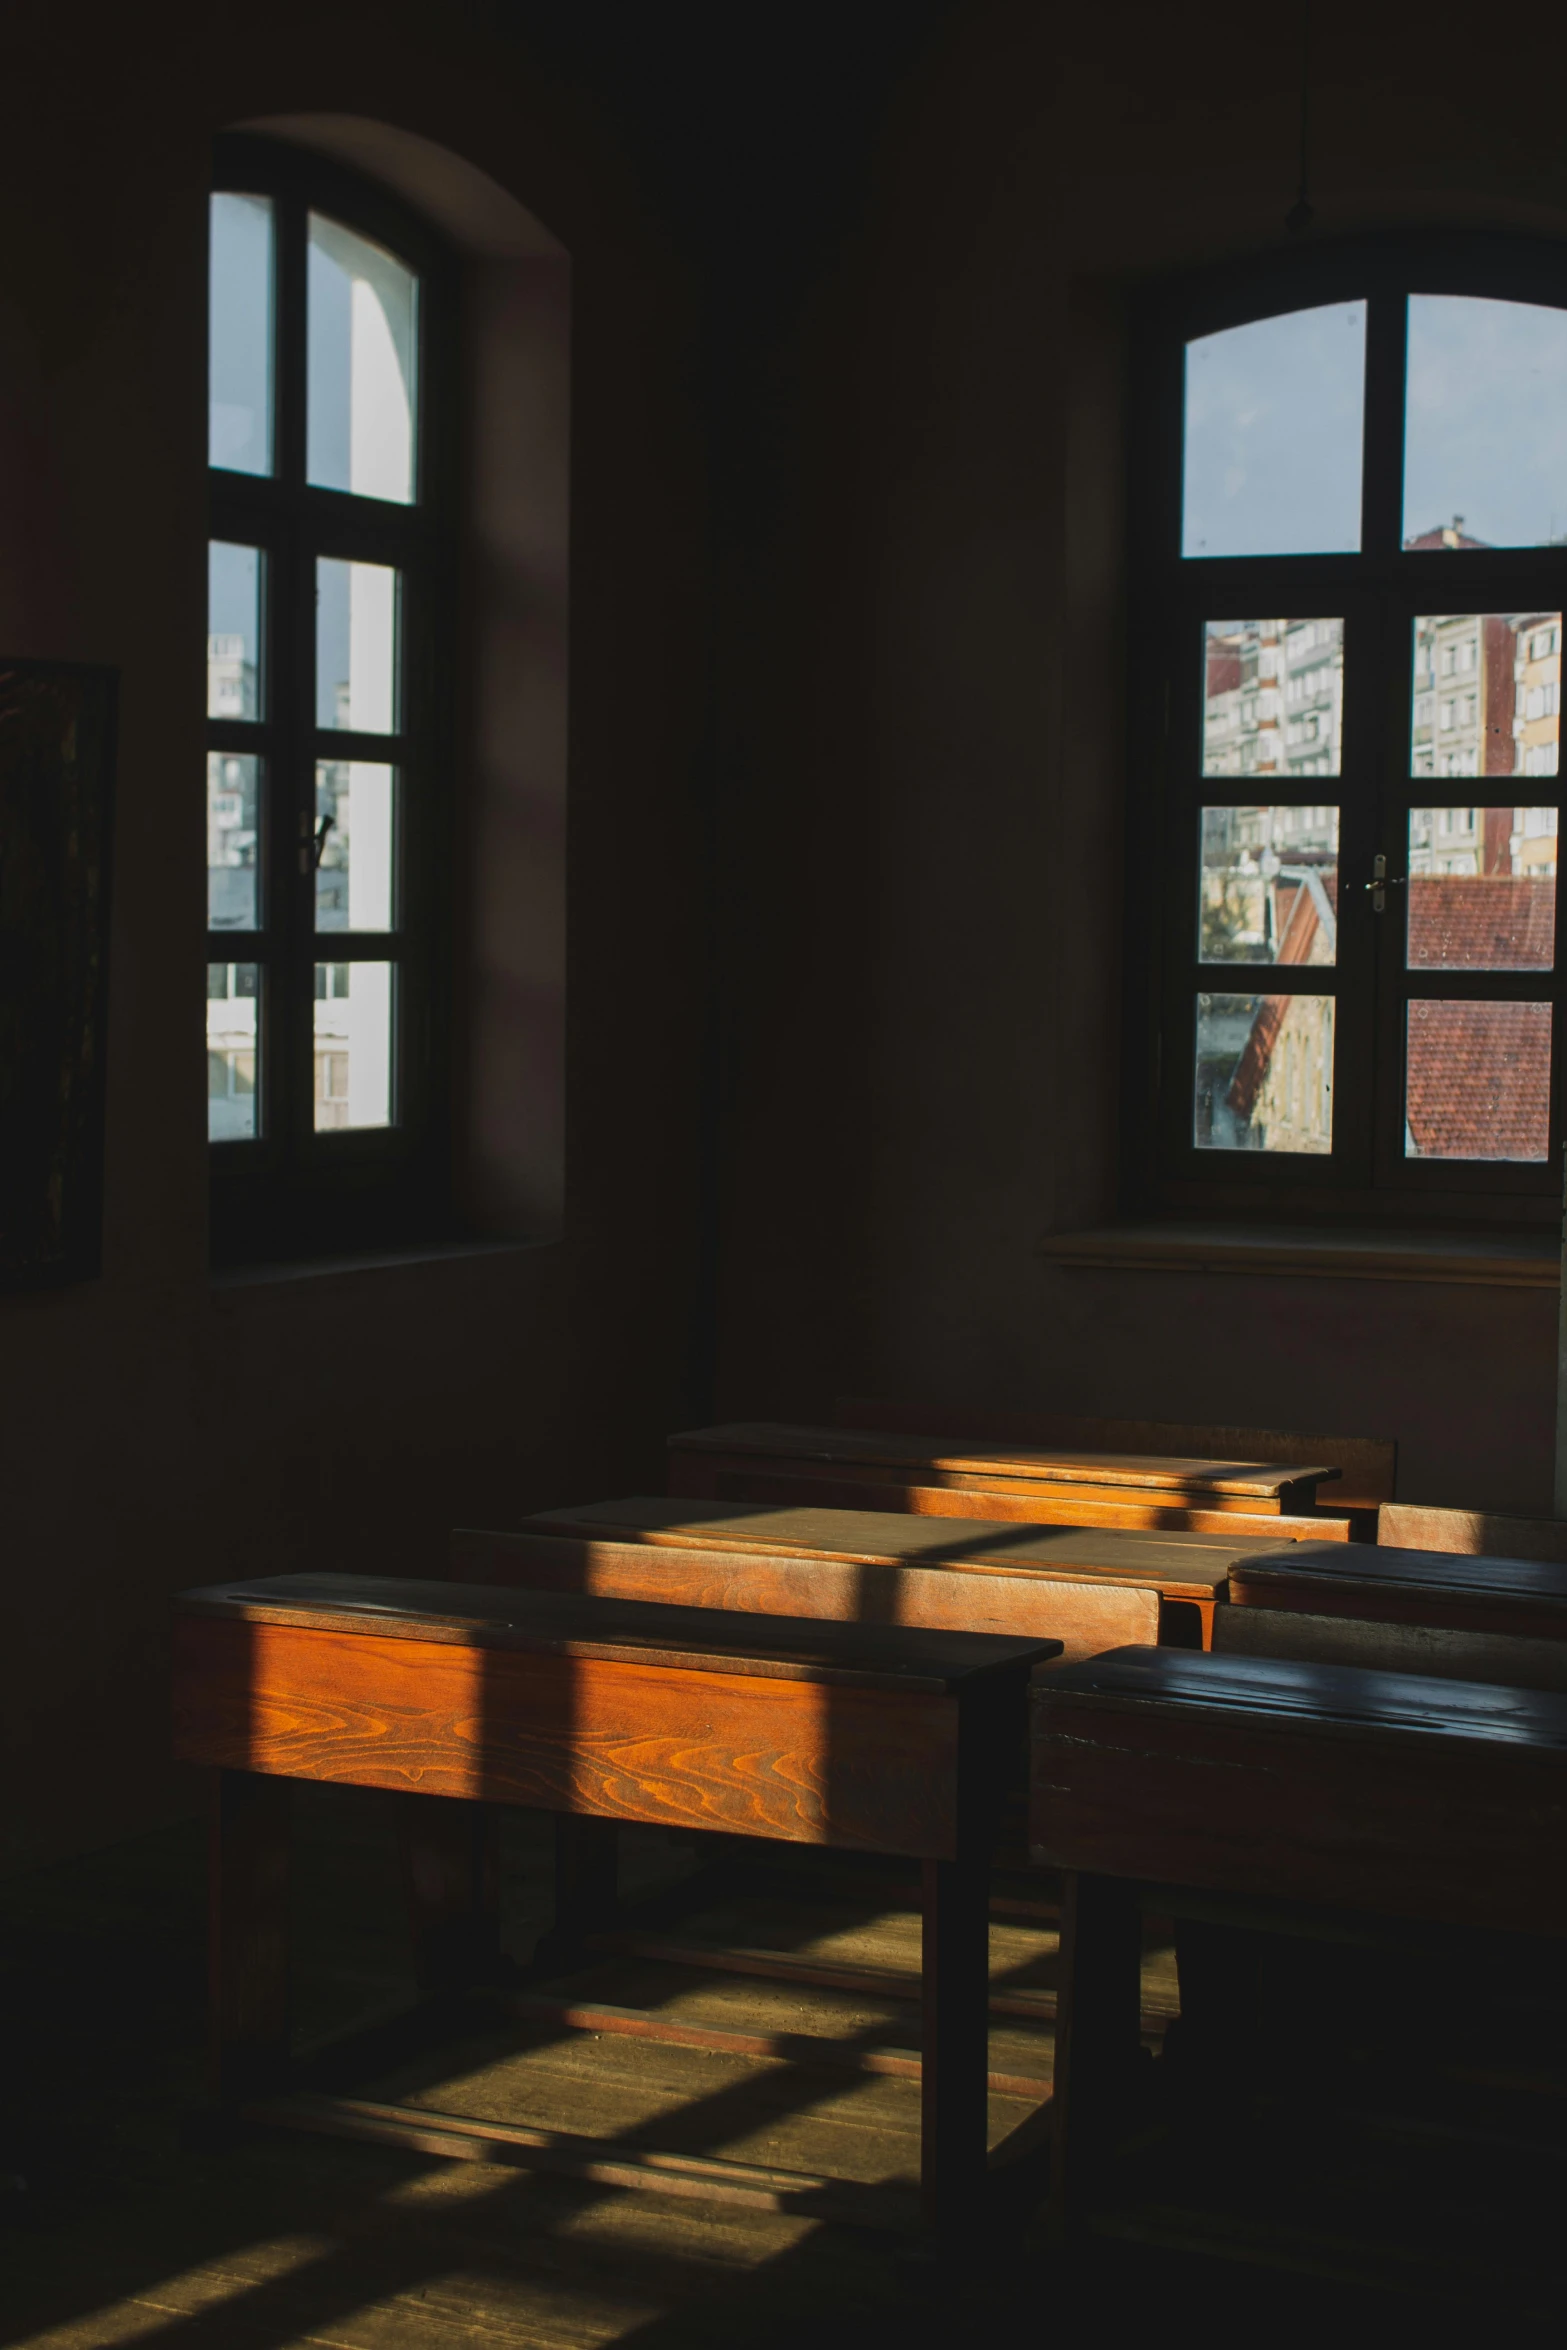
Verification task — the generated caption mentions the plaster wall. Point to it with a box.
[711,0,1562,1512]
[0,1,708,1870]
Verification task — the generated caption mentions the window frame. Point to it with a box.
[1127,231,1567,1232]
[207,132,459,1265]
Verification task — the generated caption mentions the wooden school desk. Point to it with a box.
[517,1496,1319,1647]
[837,1396,1395,1526]
[667,1421,1351,1542]
[1379,1502,1567,1563]
[1030,1647,1567,2224]
[1219,1539,1567,1691]
[454,1519,1159,1657]
[172,1572,1058,2234]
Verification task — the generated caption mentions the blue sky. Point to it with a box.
[1404,295,1567,548]
[1184,292,1567,557]
[1184,301,1366,557]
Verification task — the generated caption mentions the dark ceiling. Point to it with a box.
[496,0,958,286]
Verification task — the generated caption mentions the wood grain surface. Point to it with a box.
[174,1572,1051,1693]
[697,1468,1354,1547]
[450,1527,1158,1661]
[1213,1604,1567,1693]
[1230,1540,1567,1637]
[1379,1503,1567,1564]
[670,1421,1338,1508]
[1030,1647,1567,1935]
[525,1496,1300,1572]
[837,1396,1395,1511]
[174,1616,991,1857]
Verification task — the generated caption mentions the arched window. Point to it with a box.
[1131,237,1567,1223]
[206,133,455,1262]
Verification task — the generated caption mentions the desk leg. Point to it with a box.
[533,1816,619,1975]
[920,1853,990,2234]
[210,1769,291,2108]
[396,1794,502,1996]
[1050,1870,1142,2229]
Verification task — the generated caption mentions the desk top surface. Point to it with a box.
[1233,1542,1567,1609]
[669,1422,1339,1497]
[524,1498,1293,1594]
[1031,1644,1567,1749]
[175,1574,1061,1693]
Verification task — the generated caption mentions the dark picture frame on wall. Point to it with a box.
[0,658,116,1287]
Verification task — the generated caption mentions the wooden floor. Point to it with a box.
[1,1789,1558,2346]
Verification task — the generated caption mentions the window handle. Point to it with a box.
[300,813,334,874]
[1363,852,1406,914]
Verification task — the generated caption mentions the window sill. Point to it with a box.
[1038,1222,1559,1289]
[210,1238,546,1293]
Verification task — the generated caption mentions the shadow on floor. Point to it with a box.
[0,1787,1551,2349]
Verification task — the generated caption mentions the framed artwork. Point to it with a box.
[0,659,116,1287]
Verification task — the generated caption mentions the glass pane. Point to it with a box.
[1412,613,1561,778]
[1199,808,1339,965]
[208,542,263,719]
[314,961,394,1130]
[1182,302,1365,558]
[315,762,395,932]
[316,558,399,732]
[1195,991,1334,1153]
[307,214,419,505]
[207,962,260,1142]
[1203,618,1343,778]
[1408,807,1556,970]
[206,754,261,931]
[1405,999,1550,1160]
[1404,297,1567,551]
[209,194,273,476]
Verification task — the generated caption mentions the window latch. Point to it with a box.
[1363,852,1405,914]
[300,813,334,874]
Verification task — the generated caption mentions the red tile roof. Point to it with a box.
[1406,999,1550,1160]
[1222,873,1552,1155]
[1224,874,1335,1122]
[1225,991,1290,1122]
[1407,874,1555,971]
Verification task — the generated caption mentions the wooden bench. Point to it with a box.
[668,1422,1353,1543]
[514,1497,1299,1649]
[1217,1540,1567,1692]
[1029,1646,1567,2224]
[839,1396,1395,1523]
[172,1572,1058,2234]
[1379,1502,1567,1563]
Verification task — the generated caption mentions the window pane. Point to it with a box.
[1405,999,1550,1160]
[314,961,394,1130]
[1404,297,1567,551]
[1182,302,1365,557]
[1203,618,1343,777]
[1408,807,1556,970]
[307,214,419,505]
[209,194,273,476]
[315,762,395,932]
[207,754,262,931]
[1195,991,1334,1153]
[316,558,399,732]
[208,541,263,719]
[1412,613,1560,778]
[1199,808,1339,965]
[207,963,260,1141]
